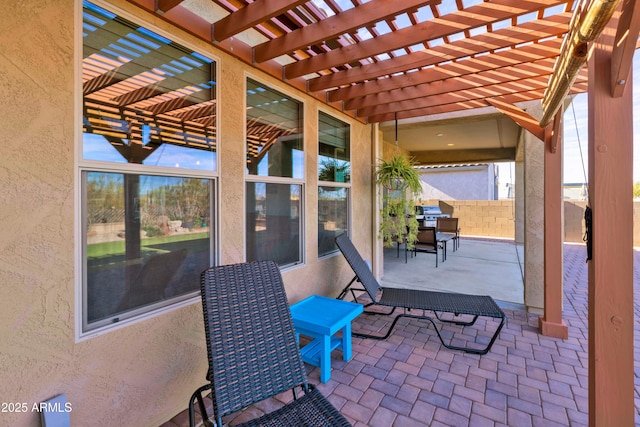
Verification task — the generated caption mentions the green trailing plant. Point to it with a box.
[375,154,422,249]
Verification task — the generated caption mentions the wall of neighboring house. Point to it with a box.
[0,1,373,426]
[417,164,498,201]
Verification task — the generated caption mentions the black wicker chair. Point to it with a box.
[335,234,505,355]
[188,260,351,427]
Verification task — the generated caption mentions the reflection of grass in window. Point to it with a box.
[87,232,208,267]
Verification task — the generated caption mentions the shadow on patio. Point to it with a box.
[380,238,525,309]
[164,241,640,427]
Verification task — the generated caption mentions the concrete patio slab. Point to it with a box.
[381,238,525,306]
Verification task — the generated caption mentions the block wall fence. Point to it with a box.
[419,199,640,246]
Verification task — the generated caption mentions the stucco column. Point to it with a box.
[373,124,384,280]
[523,102,544,314]
[514,139,525,245]
[218,58,248,264]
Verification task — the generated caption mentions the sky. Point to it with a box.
[562,50,640,183]
[497,50,640,187]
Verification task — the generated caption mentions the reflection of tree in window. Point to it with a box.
[85,173,211,324]
[318,111,350,183]
[80,2,215,331]
[318,187,349,257]
[245,79,304,267]
[318,112,350,257]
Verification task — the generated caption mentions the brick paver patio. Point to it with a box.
[164,243,640,426]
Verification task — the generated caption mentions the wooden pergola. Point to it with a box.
[94,0,639,424]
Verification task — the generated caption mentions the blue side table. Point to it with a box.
[290,295,363,383]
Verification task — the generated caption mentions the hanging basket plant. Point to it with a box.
[375,154,422,249]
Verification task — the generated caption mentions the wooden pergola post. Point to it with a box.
[539,109,568,339]
[587,18,634,426]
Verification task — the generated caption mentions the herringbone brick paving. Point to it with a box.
[164,243,640,426]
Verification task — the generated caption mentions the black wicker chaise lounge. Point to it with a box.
[335,233,506,355]
[188,260,351,427]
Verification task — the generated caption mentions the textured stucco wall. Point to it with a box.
[523,103,545,314]
[515,160,525,245]
[0,1,373,425]
[380,140,409,161]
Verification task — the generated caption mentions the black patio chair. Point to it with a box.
[437,217,461,251]
[412,226,441,267]
[188,260,351,427]
[335,234,505,355]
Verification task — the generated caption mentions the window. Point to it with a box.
[318,186,349,256]
[318,112,350,257]
[246,182,301,266]
[245,79,303,267]
[80,2,217,334]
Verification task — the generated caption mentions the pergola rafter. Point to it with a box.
[122,0,636,128]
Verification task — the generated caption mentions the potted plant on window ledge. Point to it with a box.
[376,153,422,250]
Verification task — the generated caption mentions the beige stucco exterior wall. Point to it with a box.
[381,139,410,160]
[0,1,373,426]
[523,103,545,314]
[515,137,526,245]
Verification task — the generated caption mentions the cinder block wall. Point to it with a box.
[420,199,516,238]
[564,201,587,243]
[564,201,640,247]
[420,199,640,246]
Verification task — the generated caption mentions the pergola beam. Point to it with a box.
[486,98,546,141]
[285,0,570,80]
[610,0,640,97]
[309,13,571,92]
[155,0,184,14]
[346,57,560,111]
[212,0,309,42]
[357,73,587,118]
[540,0,622,126]
[329,38,563,103]
[254,0,437,63]
[367,83,588,122]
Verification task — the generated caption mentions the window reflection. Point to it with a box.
[81,1,217,171]
[318,112,350,256]
[80,2,217,334]
[318,186,349,257]
[246,182,301,267]
[318,112,350,183]
[246,79,303,178]
[84,172,211,328]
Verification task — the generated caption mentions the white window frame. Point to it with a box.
[75,0,220,340]
[244,75,306,269]
[317,110,352,259]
